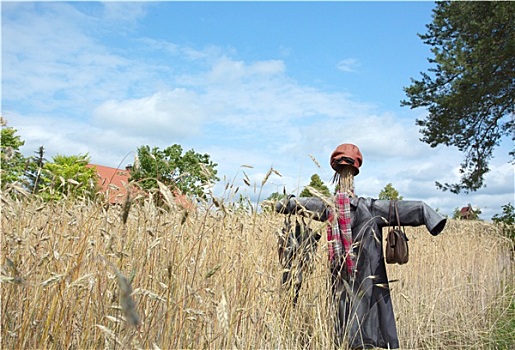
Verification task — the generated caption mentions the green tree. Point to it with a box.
[130,144,219,199]
[300,174,331,198]
[1,119,27,188]
[261,191,285,212]
[39,154,98,201]
[378,183,404,200]
[492,202,515,245]
[402,1,515,194]
[266,191,286,201]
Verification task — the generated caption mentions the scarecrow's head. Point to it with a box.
[330,143,363,176]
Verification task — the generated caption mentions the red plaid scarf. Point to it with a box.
[327,192,354,274]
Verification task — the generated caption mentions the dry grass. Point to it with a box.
[1,193,513,349]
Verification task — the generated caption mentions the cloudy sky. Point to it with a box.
[2,1,513,219]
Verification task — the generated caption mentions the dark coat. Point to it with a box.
[276,197,447,349]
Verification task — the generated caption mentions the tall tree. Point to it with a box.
[402,1,514,193]
[378,183,404,201]
[0,119,27,189]
[300,174,331,197]
[130,144,219,199]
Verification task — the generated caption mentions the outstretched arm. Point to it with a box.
[369,199,447,236]
[275,196,447,236]
[275,196,330,222]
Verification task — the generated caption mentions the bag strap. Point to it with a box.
[388,200,403,230]
[394,200,401,230]
[394,200,409,241]
[388,200,394,226]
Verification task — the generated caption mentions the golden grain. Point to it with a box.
[1,195,513,349]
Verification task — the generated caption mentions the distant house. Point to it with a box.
[460,204,476,220]
[87,164,132,204]
[87,163,195,211]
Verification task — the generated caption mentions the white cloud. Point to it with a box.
[93,89,206,140]
[2,2,162,115]
[337,58,361,72]
[206,57,286,84]
[101,2,148,24]
[482,162,514,195]
[3,2,512,221]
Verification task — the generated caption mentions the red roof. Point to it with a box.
[87,164,131,204]
[460,205,473,214]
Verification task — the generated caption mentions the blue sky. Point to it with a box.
[2,1,513,219]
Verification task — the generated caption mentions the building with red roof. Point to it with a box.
[87,164,132,204]
[460,204,478,220]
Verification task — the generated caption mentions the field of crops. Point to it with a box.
[1,193,514,349]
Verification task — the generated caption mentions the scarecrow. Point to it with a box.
[275,143,446,349]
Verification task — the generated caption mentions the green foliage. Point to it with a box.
[492,202,515,226]
[492,202,515,245]
[300,174,331,197]
[234,194,253,214]
[130,144,219,199]
[378,183,404,200]
[262,191,287,212]
[266,191,286,201]
[1,121,27,188]
[402,1,515,193]
[39,154,98,201]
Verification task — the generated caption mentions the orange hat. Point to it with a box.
[330,143,363,175]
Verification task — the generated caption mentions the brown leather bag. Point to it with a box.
[385,201,409,264]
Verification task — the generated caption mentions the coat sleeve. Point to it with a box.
[369,199,447,236]
[275,196,330,221]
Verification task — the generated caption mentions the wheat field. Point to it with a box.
[1,193,514,349]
